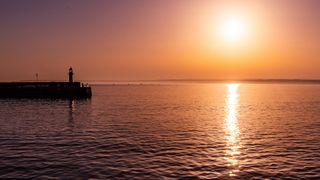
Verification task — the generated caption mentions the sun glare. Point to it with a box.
[219,17,247,44]
[225,83,241,176]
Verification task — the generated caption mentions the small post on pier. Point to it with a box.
[69,67,74,83]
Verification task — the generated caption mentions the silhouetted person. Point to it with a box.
[69,67,74,83]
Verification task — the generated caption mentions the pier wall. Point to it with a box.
[0,82,92,99]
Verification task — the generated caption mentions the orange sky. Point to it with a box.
[0,0,320,81]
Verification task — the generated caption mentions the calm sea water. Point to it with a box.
[0,83,320,179]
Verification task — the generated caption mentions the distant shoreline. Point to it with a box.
[81,79,320,85]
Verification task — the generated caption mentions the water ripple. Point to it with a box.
[0,84,320,179]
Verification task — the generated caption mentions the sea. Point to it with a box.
[0,83,319,179]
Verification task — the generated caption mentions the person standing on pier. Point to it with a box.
[69,67,74,83]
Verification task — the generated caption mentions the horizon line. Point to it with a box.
[3,78,320,84]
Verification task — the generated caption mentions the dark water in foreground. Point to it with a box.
[0,84,320,179]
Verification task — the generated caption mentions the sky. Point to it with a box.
[1,0,320,81]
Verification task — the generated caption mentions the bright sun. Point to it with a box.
[219,17,247,44]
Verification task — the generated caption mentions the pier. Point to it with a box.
[0,67,92,99]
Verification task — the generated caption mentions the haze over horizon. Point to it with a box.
[1,0,320,81]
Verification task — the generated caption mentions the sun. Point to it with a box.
[219,17,247,44]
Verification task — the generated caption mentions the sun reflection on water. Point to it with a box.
[225,83,241,176]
